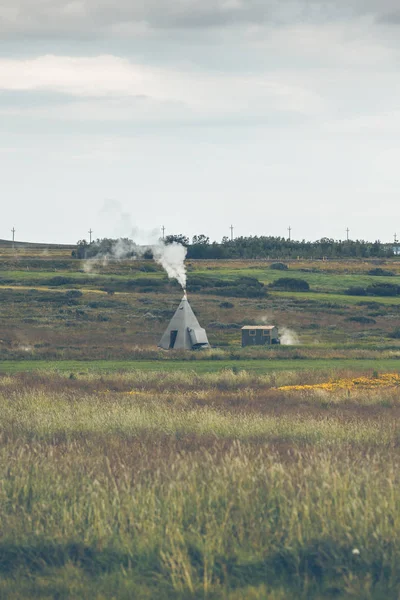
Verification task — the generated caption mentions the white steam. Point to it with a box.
[82,237,187,290]
[259,315,299,345]
[152,242,187,291]
[279,327,300,345]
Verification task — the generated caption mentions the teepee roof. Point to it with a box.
[158,295,210,350]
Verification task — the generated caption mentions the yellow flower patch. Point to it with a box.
[278,373,400,392]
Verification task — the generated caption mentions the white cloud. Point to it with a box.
[0,54,323,117]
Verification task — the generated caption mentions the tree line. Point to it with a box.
[74,235,396,260]
[165,235,395,259]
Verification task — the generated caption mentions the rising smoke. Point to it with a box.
[279,327,300,345]
[82,237,187,291]
[260,315,300,345]
[152,242,187,291]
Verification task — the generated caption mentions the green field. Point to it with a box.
[2,357,400,374]
[1,254,400,359]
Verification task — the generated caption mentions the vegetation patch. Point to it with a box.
[368,268,394,276]
[270,262,288,270]
[270,277,310,291]
[278,372,400,392]
[345,316,377,324]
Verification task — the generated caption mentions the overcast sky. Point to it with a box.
[1,0,400,244]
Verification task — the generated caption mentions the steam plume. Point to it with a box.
[152,242,187,291]
[82,237,187,291]
[280,327,300,345]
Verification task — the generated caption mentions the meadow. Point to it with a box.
[0,369,399,599]
[1,246,400,597]
[1,248,400,360]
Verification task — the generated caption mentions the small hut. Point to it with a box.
[158,295,210,350]
[241,326,280,347]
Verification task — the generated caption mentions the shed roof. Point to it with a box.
[241,326,276,330]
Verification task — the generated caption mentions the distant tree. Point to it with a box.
[165,234,189,246]
[143,249,153,260]
[72,240,89,259]
[192,234,210,245]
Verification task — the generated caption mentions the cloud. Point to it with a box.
[0,54,324,118]
[1,0,400,37]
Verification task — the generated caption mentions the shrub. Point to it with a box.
[368,268,394,276]
[346,316,377,324]
[346,287,367,296]
[389,327,400,339]
[356,301,383,308]
[366,283,400,297]
[270,262,288,271]
[236,276,264,288]
[65,290,83,299]
[270,278,310,292]
[212,286,267,298]
[46,276,75,286]
[219,302,234,309]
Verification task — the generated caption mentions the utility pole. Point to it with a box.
[230,225,234,241]
[346,227,350,241]
[162,225,165,240]
[88,229,93,244]
[288,226,291,241]
[11,227,15,249]
[394,233,398,244]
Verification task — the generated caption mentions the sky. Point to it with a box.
[1,0,400,244]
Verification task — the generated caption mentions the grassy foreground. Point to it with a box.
[0,370,400,599]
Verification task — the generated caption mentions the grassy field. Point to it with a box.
[1,357,400,374]
[1,252,400,360]
[1,248,400,597]
[0,369,399,598]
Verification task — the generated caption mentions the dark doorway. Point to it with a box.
[169,330,178,349]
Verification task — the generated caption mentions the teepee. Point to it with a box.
[158,295,210,350]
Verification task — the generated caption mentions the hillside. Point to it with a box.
[1,244,400,362]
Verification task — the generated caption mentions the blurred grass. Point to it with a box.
[0,371,400,598]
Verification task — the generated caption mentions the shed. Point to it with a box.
[241,326,280,347]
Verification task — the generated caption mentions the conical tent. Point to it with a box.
[158,295,210,350]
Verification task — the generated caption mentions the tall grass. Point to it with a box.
[0,372,399,598]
